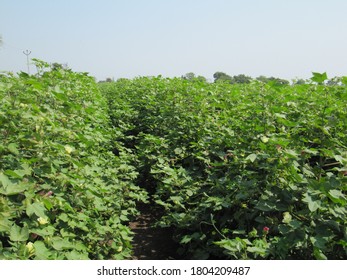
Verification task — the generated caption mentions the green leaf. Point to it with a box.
[31,226,55,236]
[0,173,11,189]
[4,170,24,179]
[313,247,327,260]
[284,149,299,158]
[0,217,12,232]
[42,198,53,211]
[51,237,74,250]
[255,201,272,211]
[246,153,257,163]
[310,236,328,250]
[65,250,89,260]
[60,228,76,238]
[9,224,29,242]
[247,246,267,255]
[233,229,246,235]
[311,72,328,84]
[333,155,345,163]
[5,164,32,178]
[170,196,182,203]
[174,147,183,155]
[302,192,321,212]
[186,190,193,196]
[274,113,287,119]
[74,241,87,252]
[341,76,347,86]
[7,143,19,155]
[0,173,29,195]
[248,228,258,238]
[26,202,47,218]
[33,241,51,259]
[288,219,302,229]
[119,214,128,221]
[180,235,192,244]
[328,189,346,204]
[255,199,289,212]
[278,224,291,234]
[53,90,68,102]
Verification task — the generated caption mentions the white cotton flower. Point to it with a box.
[26,242,35,255]
[64,145,74,154]
[37,217,49,225]
[261,136,269,143]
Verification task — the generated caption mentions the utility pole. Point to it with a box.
[23,50,31,74]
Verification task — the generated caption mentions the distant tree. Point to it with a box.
[182,72,196,80]
[294,79,306,85]
[51,62,69,71]
[256,76,289,85]
[327,77,341,86]
[116,78,129,82]
[213,72,233,83]
[256,75,268,83]
[196,75,207,82]
[98,77,114,83]
[51,63,64,71]
[182,72,207,82]
[0,35,3,47]
[273,78,289,85]
[232,74,252,84]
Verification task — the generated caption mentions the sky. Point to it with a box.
[1,0,347,81]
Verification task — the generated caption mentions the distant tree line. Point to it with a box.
[182,71,345,86]
[99,71,344,86]
[182,71,292,85]
[212,72,291,85]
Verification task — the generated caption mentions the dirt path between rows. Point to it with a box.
[129,203,181,260]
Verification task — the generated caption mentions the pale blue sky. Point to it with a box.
[1,0,347,81]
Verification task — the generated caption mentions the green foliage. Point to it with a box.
[100,76,347,260]
[311,72,328,84]
[1,63,346,260]
[0,62,147,259]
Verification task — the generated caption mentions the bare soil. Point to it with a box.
[129,203,181,260]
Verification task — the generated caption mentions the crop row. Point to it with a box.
[100,76,347,259]
[0,61,147,259]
